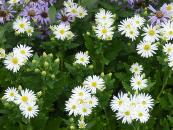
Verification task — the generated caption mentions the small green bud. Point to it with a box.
[44,62,49,67]
[26,68,30,72]
[108,72,112,77]
[54,58,60,63]
[101,72,104,77]
[32,59,36,64]
[164,58,168,62]
[144,10,148,16]
[51,74,55,79]
[86,32,90,35]
[48,53,53,58]
[41,71,46,76]
[128,43,131,46]
[18,85,22,91]
[69,118,74,122]
[70,125,75,130]
[37,91,42,97]
[89,65,93,69]
[43,52,47,57]
[34,68,40,73]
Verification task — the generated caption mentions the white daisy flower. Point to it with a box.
[75,51,90,66]
[125,28,139,41]
[63,0,75,7]
[133,15,145,28]
[77,6,87,18]
[71,86,90,99]
[65,99,79,116]
[83,75,105,94]
[20,103,39,119]
[13,17,30,33]
[160,21,173,41]
[163,43,173,55]
[168,54,173,70]
[130,62,143,75]
[51,24,73,40]
[137,93,154,110]
[95,25,114,40]
[4,53,25,73]
[87,96,98,108]
[143,25,160,42]
[165,3,173,17]
[116,105,135,124]
[8,0,20,4]
[26,26,34,36]
[110,92,130,112]
[15,88,36,105]
[4,87,18,102]
[13,44,33,60]
[135,107,150,123]
[137,41,158,58]
[65,4,79,16]
[130,74,148,91]
[78,104,92,116]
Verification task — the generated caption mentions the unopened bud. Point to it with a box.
[41,71,46,76]
[18,85,22,91]
[54,58,60,63]
[43,52,47,57]
[101,72,104,77]
[44,62,49,67]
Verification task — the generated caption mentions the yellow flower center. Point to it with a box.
[129,31,134,35]
[79,92,84,96]
[138,112,143,117]
[20,49,26,55]
[167,5,172,11]
[124,111,130,116]
[71,9,77,14]
[142,100,146,105]
[19,23,25,28]
[21,96,28,102]
[10,92,14,97]
[117,100,123,105]
[27,107,33,111]
[102,16,106,19]
[91,82,97,87]
[169,31,173,35]
[136,20,140,24]
[134,68,138,72]
[168,48,172,53]
[11,57,19,64]
[137,81,141,85]
[72,105,76,109]
[59,29,65,35]
[143,44,151,51]
[148,29,155,36]
[80,57,85,62]
[82,108,87,113]
[101,28,107,34]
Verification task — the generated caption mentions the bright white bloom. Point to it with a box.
[20,103,39,119]
[65,99,79,116]
[131,74,148,90]
[78,104,92,116]
[161,21,173,41]
[4,53,25,73]
[133,15,145,28]
[26,26,34,36]
[168,54,173,70]
[51,24,74,40]
[13,17,30,33]
[13,44,33,60]
[163,43,173,55]
[137,41,158,58]
[77,6,87,18]
[135,107,150,123]
[78,119,87,129]
[63,0,75,7]
[87,96,98,108]
[83,75,105,94]
[15,88,36,105]
[95,8,115,26]
[130,63,143,75]
[164,3,173,17]
[137,93,154,110]
[4,87,18,102]
[116,106,134,124]
[143,25,160,42]
[95,25,114,40]
[125,28,139,41]
[72,86,90,99]
[65,4,79,16]
[75,52,90,66]
[110,92,130,112]
[0,48,5,59]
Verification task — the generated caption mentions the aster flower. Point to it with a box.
[74,51,90,66]
[56,9,74,25]
[42,0,56,6]
[36,4,50,25]
[4,87,18,102]
[148,4,169,25]
[20,5,38,20]
[37,26,51,39]
[0,5,15,24]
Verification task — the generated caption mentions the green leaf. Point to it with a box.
[48,6,56,24]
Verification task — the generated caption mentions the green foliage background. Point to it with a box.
[1,0,173,130]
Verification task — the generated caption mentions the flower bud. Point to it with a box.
[48,53,53,58]
[108,72,112,77]
[89,65,93,69]
[70,125,75,130]
[51,74,55,79]
[32,59,37,64]
[55,58,60,63]
[44,62,49,67]
[18,85,22,91]
[37,91,42,97]
[43,52,47,57]
[101,72,104,77]
[34,68,40,73]
[41,71,46,76]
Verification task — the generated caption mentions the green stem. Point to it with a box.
[103,108,110,130]
[157,70,172,100]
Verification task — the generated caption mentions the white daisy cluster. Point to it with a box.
[4,44,33,73]
[118,15,145,41]
[93,8,115,40]
[3,87,39,119]
[13,17,34,36]
[163,43,173,70]
[110,92,154,124]
[130,63,148,91]
[50,24,74,40]
[74,51,90,66]
[65,75,105,129]
[64,0,88,19]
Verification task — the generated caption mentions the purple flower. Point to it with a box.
[29,0,44,6]
[42,0,56,6]
[36,4,50,25]
[56,9,75,25]
[20,5,39,20]
[148,4,170,25]
[37,26,51,39]
[0,5,15,24]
